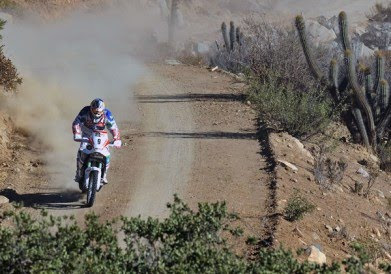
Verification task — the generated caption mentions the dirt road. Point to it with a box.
[1,64,268,246]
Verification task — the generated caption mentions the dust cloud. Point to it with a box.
[1,3,161,189]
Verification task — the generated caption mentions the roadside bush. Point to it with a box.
[213,19,337,137]
[0,195,366,273]
[284,191,315,222]
[248,71,334,137]
[0,19,22,91]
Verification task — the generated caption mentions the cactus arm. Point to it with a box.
[229,21,235,51]
[329,59,339,90]
[221,22,230,51]
[373,51,385,94]
[345,50,376,148]
[380,79,390,113]
[357,64,367,85]
[215,40,220,51]
[364,69,375,110]
[373,53,384,119]
[352,108,370,148]
[295,15,324,81]
[236,26,242,46]
[339,11,351,51]
[329,59,340,100]
[377,104,391,140]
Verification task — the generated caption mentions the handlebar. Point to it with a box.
[74,137,90,143]
[74,137,117,147]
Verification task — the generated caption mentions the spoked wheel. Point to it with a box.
[86,170,98,207]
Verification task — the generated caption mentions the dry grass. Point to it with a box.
[367,2,391,22]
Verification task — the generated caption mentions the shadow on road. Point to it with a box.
[136,93,245,103]
[134,131,257,140]
[0,188,85,210]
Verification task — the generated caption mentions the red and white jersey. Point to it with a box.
[72,106,120,140]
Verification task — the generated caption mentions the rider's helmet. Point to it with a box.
[90,98,105,121]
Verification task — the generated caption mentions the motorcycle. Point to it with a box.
[76,130,115,207]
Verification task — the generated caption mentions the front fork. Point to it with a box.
[84,161,103,191]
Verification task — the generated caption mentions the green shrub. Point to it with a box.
[0,195,379,272]
[284,191,315,221]
[248,71,334,137]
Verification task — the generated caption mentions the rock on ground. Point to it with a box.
[356,167,369,178]
[307,245,327,265]
[277,160,298,172]
[307,19,337,45]
[0,195,9,205]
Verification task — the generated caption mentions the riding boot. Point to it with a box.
[74,153,84,183]
[102,163,109,184]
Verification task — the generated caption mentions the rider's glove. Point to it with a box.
[74,133,82,141]
[113,140,122,148]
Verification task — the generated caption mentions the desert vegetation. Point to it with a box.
[2,196,389,273]
[213,18,338,139]
[213,10,391,155]
[0,19,21,91]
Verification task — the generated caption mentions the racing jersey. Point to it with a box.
[72,106,120,140]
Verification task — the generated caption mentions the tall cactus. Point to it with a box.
[374,51,385,93]
[364,68,374,106]
[221,22,230,51]
[296,11,391,150]
[329,59,339,100]
[345,50,377,147]
[352,108,370,148]
[295,15,324,81]
[236,26,242,47]
[380,79,390,112]
[229,21,236,51]
[338,12,351,51]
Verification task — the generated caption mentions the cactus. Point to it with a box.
[329,59,339,100]
[221,22,230,51]
[364,68,374,106]
[236,26,242,47]
[338,11,351,51]
[215,40,220,51]
[295,15,324,81]
[345,50,376,147]
[374,51,385,93]
[357,64,367,85]
[380,79,390,112]
[296,11,391,150]
[352,108,370,148]
[229,21,235,51]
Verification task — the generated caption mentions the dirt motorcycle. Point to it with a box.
[76,130,115,207]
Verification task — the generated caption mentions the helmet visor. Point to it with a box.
[91,108,103,117]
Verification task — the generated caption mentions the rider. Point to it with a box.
[72,98,122,185]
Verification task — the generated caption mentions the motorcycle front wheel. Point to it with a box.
[86,170,98,207]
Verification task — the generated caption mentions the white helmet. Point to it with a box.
[90,98,105,119]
